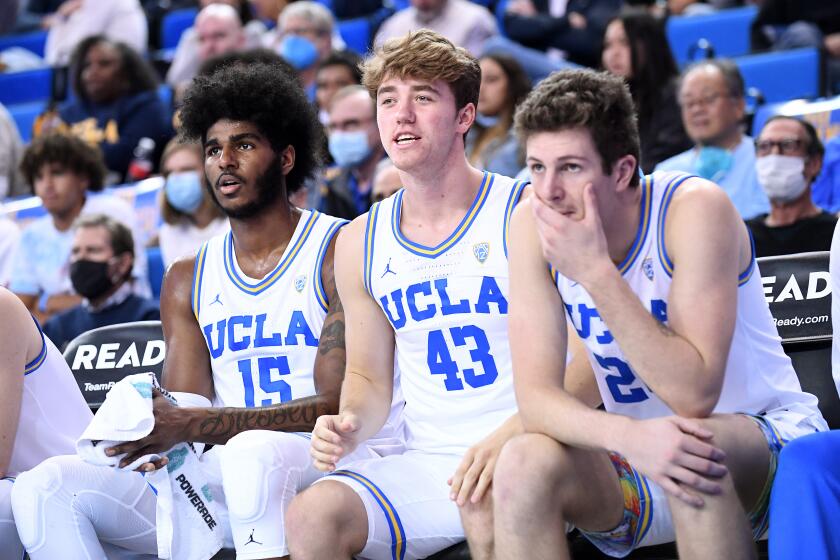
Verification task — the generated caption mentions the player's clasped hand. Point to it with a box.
[531,183,612,286]
[105,388,187,471]
[617,416,728,508]
[310,412,361,472]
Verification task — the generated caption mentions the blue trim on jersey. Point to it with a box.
[192,241,210,320]
[634,467,654,545]
[617,175,653,275]
[738,226,757,287]
[223,211,320,296]
[24,316,47,376]
[390,171,493,258]
[331,470,406,560]
[313,219,349,312]
[656,173,695,278]
[363,202,381,297]
[503,180,528,258]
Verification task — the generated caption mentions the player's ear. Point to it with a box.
[457,102,476,134]
[613,154,637,192]
[280,145,295,176]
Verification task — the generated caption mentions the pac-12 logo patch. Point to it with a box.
[473,242,490,263]
[642,258,654,281]
[294,275,307,292]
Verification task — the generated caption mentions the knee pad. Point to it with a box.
[220,431,310,522]
[10,459,64,550]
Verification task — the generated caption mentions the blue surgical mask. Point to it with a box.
[693,146,733,182]
[329,130,372,167]
[279,34,319,71]
[474,112,501,128]
[165,171,204,213]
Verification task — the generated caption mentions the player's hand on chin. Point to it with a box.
[531,183,611,286]
[616,416,728,508]
[105,388,188,471]
[310,412,361,472]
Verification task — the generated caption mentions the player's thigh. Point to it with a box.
[496,433,624,532]
[318,452,465,560]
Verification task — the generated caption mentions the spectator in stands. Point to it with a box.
[751,0,840,94]
[315,50,363,125]
[0,104,26,200]
[769,219,840,559]
[371,158,402,203]
[812,135,840,213]
[601,9,692,173]
[656,59,769,219]
[166,2,266,93]
[274,1,336,98]
[11,133,148,322]
[35,36,173,183]
[500,0,621,69]
[43,214,160,350]
[466,53,530,178]
[156,139,228,268]
[43,0,147,66]
[375,0,498,57]
[318,85,386,219]
[746,116,836,257]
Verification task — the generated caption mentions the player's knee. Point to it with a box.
[286,481,358,555]
[11,459,65,550]
[495,434,570,503]
[219,432,288,521]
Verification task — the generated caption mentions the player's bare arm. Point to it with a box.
[310,217,396,471]
[533,178,744,418]
[0,290,35,477]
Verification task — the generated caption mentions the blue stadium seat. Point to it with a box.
[338,17,372,55]
[0,67,52,105]
[735,48,821,104]
[666,6,758,66]
[160,7,198,50]
[0,30,48,58]
[146,246,165,300]
[7,100,46,142]
[750,94,840,139]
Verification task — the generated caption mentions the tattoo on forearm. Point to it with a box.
[198,402,322,440]
[318,319,346,356]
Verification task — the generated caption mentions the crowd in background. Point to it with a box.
[0,0,839,344]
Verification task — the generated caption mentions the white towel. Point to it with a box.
[77,373,224,560]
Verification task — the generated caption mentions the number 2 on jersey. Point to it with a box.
[238,355,292,407]
[427,325,499,391]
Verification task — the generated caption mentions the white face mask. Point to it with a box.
[755,154,808,203]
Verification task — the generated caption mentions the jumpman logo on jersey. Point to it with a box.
[244,529,262,546]
[381,258,397,278]
[209,293,223,306]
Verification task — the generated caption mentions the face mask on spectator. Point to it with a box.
[755,154,807,203]
[70,259,115,300]
[329,130,372,167]
[165,171,204,213]
[279,35,319,70]
[474,112,501,128]
[693,146,733,182]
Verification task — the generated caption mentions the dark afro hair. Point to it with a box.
[179,62,323,194]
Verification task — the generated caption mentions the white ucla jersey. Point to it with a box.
[193,210,347,409]
[555,171,824,427]
[10,320,92,476]
[364,171,528,454]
